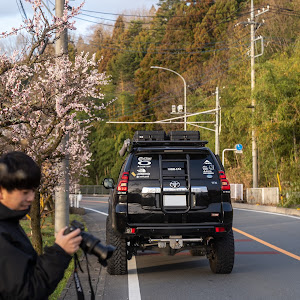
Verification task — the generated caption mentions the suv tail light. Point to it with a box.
[117,172,129,192]
[215,226,226,233]
[219,171,230,191]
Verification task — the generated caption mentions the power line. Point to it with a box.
[85,41,249,55]
[16,0,28,21]
[107,50,249,121]
[268,9,300,18]
[73,11,251,31]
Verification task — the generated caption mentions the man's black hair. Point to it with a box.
[0,151,41,191]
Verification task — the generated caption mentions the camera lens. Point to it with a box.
[65,220,115,265]
[93,243,115,261]
[81,232,115,264]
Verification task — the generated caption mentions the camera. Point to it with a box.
[64,220,115,266]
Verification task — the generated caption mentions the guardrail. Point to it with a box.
[79,185,110,195]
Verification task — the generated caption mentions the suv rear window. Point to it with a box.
[189,154,219,179]
[129,152,218,180]
[129,154,160,180]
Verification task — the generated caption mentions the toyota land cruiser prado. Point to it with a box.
[103,131,234,275]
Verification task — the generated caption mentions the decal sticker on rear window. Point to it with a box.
[138,157,152,167]
[202,162,215,175]
[167,167,182,171]
[137,174,150,178]
[204,160,212,165]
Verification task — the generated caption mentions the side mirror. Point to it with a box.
[102,178,115,189]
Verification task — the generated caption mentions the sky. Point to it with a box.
[0,0,158,37]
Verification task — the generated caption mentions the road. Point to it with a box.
[80,196,300,300]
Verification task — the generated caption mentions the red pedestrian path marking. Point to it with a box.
[233,227,300,261]
[137,251,279,256]
[235,251,279,255]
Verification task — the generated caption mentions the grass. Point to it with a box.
[20,214,85,299]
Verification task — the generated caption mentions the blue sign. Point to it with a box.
[235,144,243,151]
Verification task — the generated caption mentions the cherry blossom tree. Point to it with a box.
[0,0,111,253]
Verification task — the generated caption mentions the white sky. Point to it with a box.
[0,0,158,37]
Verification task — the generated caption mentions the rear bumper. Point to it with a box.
[127,223,232,238]
[112,201,233,233]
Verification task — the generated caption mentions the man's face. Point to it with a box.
[0,188,35,211]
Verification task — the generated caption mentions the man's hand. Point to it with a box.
[55,227,83,255]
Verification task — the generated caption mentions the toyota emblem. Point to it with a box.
[170,181,180,188]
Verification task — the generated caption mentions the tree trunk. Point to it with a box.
[30,193,43,255]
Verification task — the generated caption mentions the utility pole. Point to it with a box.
[55,0,69,234]
[215,86,220,155]
[248,0,268,188]
[55,0,68,54]
[250,0,258,188]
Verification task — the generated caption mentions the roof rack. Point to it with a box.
[133,130,204,142]
[132,140,208,147]
[132,131,207,147]
[119,131,208,156]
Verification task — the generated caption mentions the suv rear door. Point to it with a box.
[126,149,222,224]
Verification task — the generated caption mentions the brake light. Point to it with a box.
[117,172,129,192]
[215,227,226,233]
[219,171,226,179]
[219,171,230,191]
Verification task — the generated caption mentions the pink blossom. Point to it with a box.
[0,0,114,195]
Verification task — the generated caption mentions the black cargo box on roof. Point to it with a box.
[133,131,166,141]
[169,131,200,141]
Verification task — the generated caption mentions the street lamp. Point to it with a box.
[151,66,187,130]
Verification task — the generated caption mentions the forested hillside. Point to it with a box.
[78,0,299,206]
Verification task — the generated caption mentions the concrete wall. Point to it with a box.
[231,184,243,201]
[246,187,279,205]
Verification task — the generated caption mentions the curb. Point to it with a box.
[232,202,300,217]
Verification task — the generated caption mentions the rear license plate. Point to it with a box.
[163,195,186,207]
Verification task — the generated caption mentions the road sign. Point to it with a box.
[235,144,243,151]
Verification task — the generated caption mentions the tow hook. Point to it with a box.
[149,236,204,250]
[169,236,183,249]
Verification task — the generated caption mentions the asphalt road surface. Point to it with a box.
[79,196,300,300]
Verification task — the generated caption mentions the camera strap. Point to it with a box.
[74,253,85,300]
[84,252,96,300]
[73,252,96,300]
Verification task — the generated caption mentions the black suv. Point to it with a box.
[103,131,234,275]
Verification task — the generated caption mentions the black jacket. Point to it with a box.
[0,202,72,300]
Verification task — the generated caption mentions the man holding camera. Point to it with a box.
[0,151,82,299]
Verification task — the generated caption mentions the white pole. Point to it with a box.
[222,148,236,167]
[55,0,69,234]
[151,66,187,130]
[215,87,220,155]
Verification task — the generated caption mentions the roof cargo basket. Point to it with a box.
[169,131,200,141]
[133,131,166,141]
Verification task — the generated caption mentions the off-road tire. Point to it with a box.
[209,229,235,274]
[106,217,128,275]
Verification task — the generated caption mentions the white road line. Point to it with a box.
[235,208,300,220]
[128,256,141,300]
[83,206,142,298]
[82,207,108,216]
